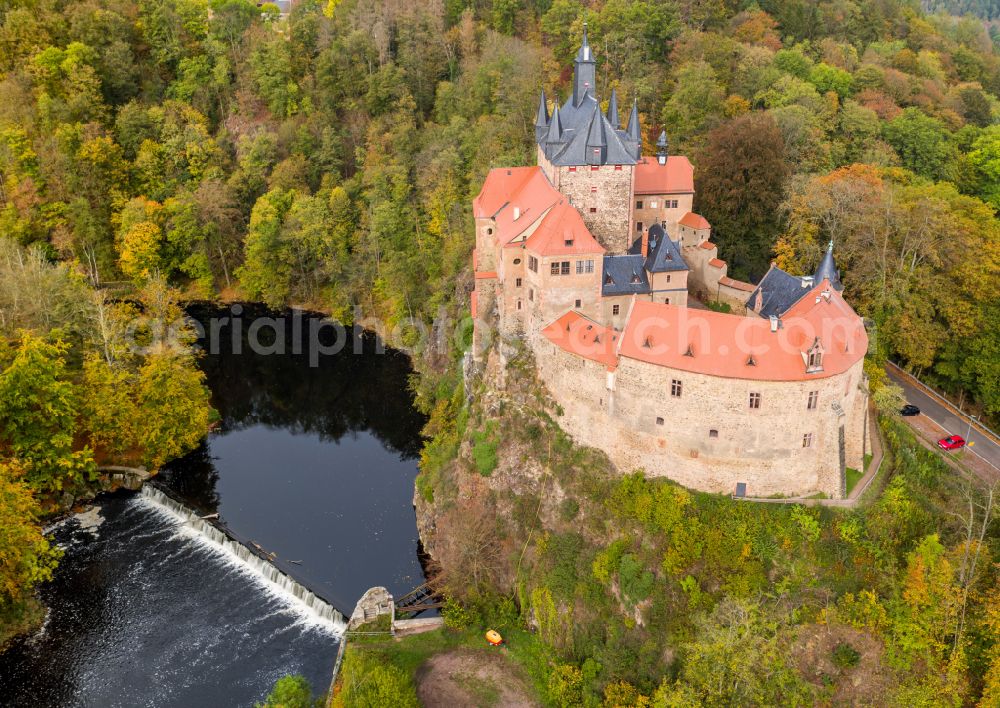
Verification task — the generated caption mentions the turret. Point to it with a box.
[656,130,668,165]
[572,24,596,106]
[626,99,641,143]
[534,90,549,142]
[545,104,563,144]
[606,89,620,129]
[586,105,607,164]
[814,240,843,291]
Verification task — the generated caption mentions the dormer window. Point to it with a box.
[565,239,574,247]
[605,273,614,285]
[806,338,824,372]
[630,272,642,284]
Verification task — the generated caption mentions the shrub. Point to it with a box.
[257,675,317,708]
[832,642,861,669]
[471,436,498,476]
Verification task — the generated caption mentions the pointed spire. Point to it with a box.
[576,22,592,62]
[606,89,620,129]
[586,106,606,147]
[572,23,596,106]
[626,99,641,142]
[814,240,843,291]
[535,90,549,129]
[545,104,563,143]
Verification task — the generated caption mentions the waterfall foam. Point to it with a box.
[138,485,346,635]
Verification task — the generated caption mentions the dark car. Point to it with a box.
[938,435,966,451]
[900,404,920,416]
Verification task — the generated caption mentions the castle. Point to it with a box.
[470,31,870,499]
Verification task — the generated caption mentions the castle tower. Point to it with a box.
[535,29,642,254]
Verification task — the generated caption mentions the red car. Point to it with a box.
[937,435,966,451]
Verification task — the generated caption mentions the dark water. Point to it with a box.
[0,304,428,707]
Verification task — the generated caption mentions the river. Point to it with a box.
[0,304,428,707]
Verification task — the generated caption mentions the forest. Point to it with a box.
[0,0,998,702]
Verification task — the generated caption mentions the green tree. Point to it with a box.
[883,108,956,181]
[0,334,95,492]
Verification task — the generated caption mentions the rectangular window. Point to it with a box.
[650,200,658,209]
[636,222,643,232]
[749,392,761,409]
[807,391,818,410]
[612,304,620,315]
[589,207,597,213]
[671,199,679,208]
[636,200,643,209]
[515,277,522,287]
[664,297,670,305]
[671,379,682,397]
[561,261,570,275]
[528,256,538,272]
[551,262,560,275]
[528,288,534,301]
[655,417,664,426]
[575,259,594,274]
[709,429,719,438]
[516,300,522,310]
[575,299,581,308]
[802,433,813,448]
[666,274,671,283]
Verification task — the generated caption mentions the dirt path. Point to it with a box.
[416,648,540,708]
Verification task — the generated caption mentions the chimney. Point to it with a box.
[513,206,520,220]
[769,315,779,333]
[641,228,649,258]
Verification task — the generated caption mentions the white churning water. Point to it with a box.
[138,486,347,635]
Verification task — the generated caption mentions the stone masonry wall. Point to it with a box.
[632,193,694,238]
[552,164,635,253]
[535,341,868,498]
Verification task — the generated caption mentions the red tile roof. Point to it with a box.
[634,156,694,195]
[708,258,726,268]
[678,212,710,230]
[472,166,540,219]
[541,311,620,371]
[719,276,755,292]
[616,287,866,381]
[698,241,715,250]
[523,201,605,257]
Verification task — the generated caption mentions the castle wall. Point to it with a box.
[683,242,752,314]
[527,253,603,329]
[535,343,868,498]
[632,193,693,239]
[551,164,634,254]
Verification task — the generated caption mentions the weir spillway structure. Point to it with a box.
[138,485,347,634]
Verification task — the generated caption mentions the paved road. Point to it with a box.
[887,367,1000,471]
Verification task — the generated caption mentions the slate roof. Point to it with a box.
[535,30,641,166]
[746,265,809,318]
[746,243,845,317]
[814,241,843,291]
[602,254,650,296]
[632,224,688,273]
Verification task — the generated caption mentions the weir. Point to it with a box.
[138,485,346,635]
